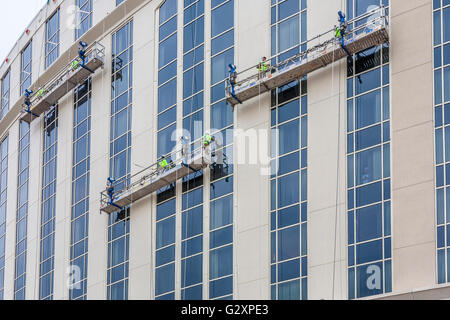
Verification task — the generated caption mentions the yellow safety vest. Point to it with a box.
[259,61,268,72]
[159,159,168,168]
[203,135,212,146]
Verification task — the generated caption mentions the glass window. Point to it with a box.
[46,9,60,68]
[278,172,299,208]
[278,120,299,155]
[356,204,382,242]
[356,90,381,129]
[209,245,232,279]
[278,15,299,53]
[211,48,234,85]
[156,264,175,295]
[159,34,177,68]
[76,0,92,40]
[278,225,300,261]
[21,42,32,94]
[356,147,381,185]
[211,0,234,37]
[210,195,233,229]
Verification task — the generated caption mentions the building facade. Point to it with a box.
[0,0,447,300]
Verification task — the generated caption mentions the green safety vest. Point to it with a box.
[259,61,268,72]
[72,60,79,70]
[159,159,168,168]
[203,135,212,146]
[335,27,342,38]
[37,89,44,97]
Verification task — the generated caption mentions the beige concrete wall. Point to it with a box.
[306,0,348,300]
[233,0,271,300]
[390,0,436,293]
[127,0,158,300]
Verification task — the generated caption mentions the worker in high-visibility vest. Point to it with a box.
[335,11,351,57]
[203,133,214,147]
[71,60,79,70]
[256,57,270,79]
[157,156,173,175]
[202,133,216,159]
[158,157,168,169]
[36,88,45,99]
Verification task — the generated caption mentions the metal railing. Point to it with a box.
[100,145,210,209]
[226,6,389,97]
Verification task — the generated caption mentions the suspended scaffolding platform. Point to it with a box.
[100,147,211,214]
[20,42,105,122]
[226,6,389,107]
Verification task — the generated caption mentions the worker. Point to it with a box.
[256,57,270,79]
[24,89,33,109]
[336,11,351,57]
[203,133,215,147]
[228,64,237,86]
[202,133,216,158]
[78,41,88,66]
[158,156,169,173]
[36,88,45,99]
[71,60,79,70]
[106,177,121,210]
[228,64,242,105]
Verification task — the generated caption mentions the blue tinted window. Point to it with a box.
[278,259,300,282]
[210,195,233,229]
[356,182,382,208]
[356,147,381,185]
[278,225,300,261]
[210,176,233,199]
[160,0,177,24]
[182,236,203,258]
[278,15,299,52]
[184,18,204,52]
[159,34,177,68]
[210,245,233,279]
[211,1,234,37]
[210,226,232,248]
[181,255,203,287]
[156,217,176,249]
[209,276,232,298]
[184,63,204,98]
[156,264,175,295]
[212,29,234,55]
[160,17,177,41]
[356,90,381,129]
[356,68,381,95]
[278,172,299,208]
[278,205,300,229]
[156,245,175,267]
[182,206,203,239]
[356,240,383,264]
[355,125,381,151]
[211,48,234,84]
[279,120,299,155]
[356,204,382,242]
[356,262,383,298]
